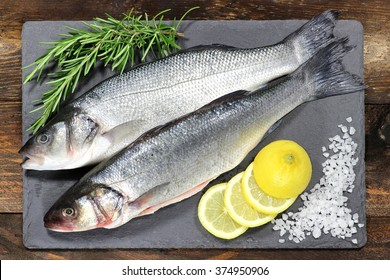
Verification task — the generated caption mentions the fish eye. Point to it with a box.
[62,207,75,217]
[37,133,50,144]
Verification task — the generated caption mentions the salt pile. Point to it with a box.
[272,117,364,244]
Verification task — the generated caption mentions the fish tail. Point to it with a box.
[284,10,338,64]
[299,37,366,99]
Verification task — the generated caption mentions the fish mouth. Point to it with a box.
[20,152,45,169]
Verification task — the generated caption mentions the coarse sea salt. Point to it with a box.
[272,117,363,244]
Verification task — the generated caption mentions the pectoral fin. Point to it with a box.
[102,119,147,146]
[129,182,171,212]
[262,119,283,140]
[102,182,170,229]
[136,179,213,217]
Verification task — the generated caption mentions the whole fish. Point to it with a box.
[20,10,338,170]
[44,38,365,232]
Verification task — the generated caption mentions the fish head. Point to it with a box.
[44,184,124,232]
[19,120,69,170]
[20,110,101,170]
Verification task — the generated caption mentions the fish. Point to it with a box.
[43,38,365,232]
[20,10,339,170]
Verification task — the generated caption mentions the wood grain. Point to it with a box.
[0,0,389,258]
[0,102,22,213]
[365,105,390,217]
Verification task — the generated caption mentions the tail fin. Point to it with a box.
[284,10,339,64]
[299,37,366,99]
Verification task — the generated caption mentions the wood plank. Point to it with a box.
[365,105,390,216]
[0,214,388,259]
[0,102,22,212]
[365,93,390,105]
[0,21,22,103]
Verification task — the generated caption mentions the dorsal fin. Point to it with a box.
[176,44,240,54]
[135,90,251,143]
[197,90,250,110]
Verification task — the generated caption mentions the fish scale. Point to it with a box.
[77,46,294,126]
[20,10,339,170]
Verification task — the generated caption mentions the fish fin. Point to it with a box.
[298,38,366,100]
[128,182,171,210]
[134,90,251,142]
[262,119,283,140]
[177,44,239,53]
[102,182,172,229]
[136,180,213,217]
[102,119,147,145]
[136,123,169,141]
[283,10,338,64]
[197,90,251,110]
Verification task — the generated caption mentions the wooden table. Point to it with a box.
[0,0,389,259]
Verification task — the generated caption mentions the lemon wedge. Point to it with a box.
[198,183,247,240]
[224,172,276,227]
[242,163,297,215]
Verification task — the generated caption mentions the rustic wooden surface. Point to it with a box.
[0,0,389,259]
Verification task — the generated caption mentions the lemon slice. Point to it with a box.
[224,172,277,227]
[198,183,247,239]
[242,163,297,214]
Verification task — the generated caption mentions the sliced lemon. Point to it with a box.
[242,163,297,215]
[253,140,312,198]
[224,172,277,227]
[198,183,247,239]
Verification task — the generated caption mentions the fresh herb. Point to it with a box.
[23,7,197,134]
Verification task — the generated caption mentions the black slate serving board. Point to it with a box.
[22,19,366,249]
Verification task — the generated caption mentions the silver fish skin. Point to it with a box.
[20,10,339,170]
[43,38,365,232]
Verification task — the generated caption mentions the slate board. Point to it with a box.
[21,19,367,249]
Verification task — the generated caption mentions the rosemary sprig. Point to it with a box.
[23,7,197,134]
